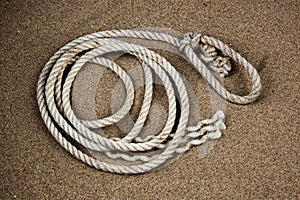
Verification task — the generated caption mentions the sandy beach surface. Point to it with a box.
[1,0,299,199]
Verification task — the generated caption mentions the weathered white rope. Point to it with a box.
[37,29,261,174]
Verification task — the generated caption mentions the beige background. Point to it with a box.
[0,0,299,199]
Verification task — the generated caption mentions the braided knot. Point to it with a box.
[179,31,202,52]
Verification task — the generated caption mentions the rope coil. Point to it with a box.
[37,29,261,174]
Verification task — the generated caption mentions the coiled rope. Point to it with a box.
[37,29,261,174]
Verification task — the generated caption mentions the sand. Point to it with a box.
[0,0,299,199]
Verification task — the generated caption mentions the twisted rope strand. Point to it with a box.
[37,29,261,174]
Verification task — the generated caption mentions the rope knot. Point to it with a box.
[179,31,202,51]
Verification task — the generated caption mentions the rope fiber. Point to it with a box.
[37,29,261,174]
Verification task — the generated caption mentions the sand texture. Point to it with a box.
[0,0,299,199]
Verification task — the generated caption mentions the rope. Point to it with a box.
[36,29,261,174]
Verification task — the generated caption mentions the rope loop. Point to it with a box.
[37,29,261,174]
